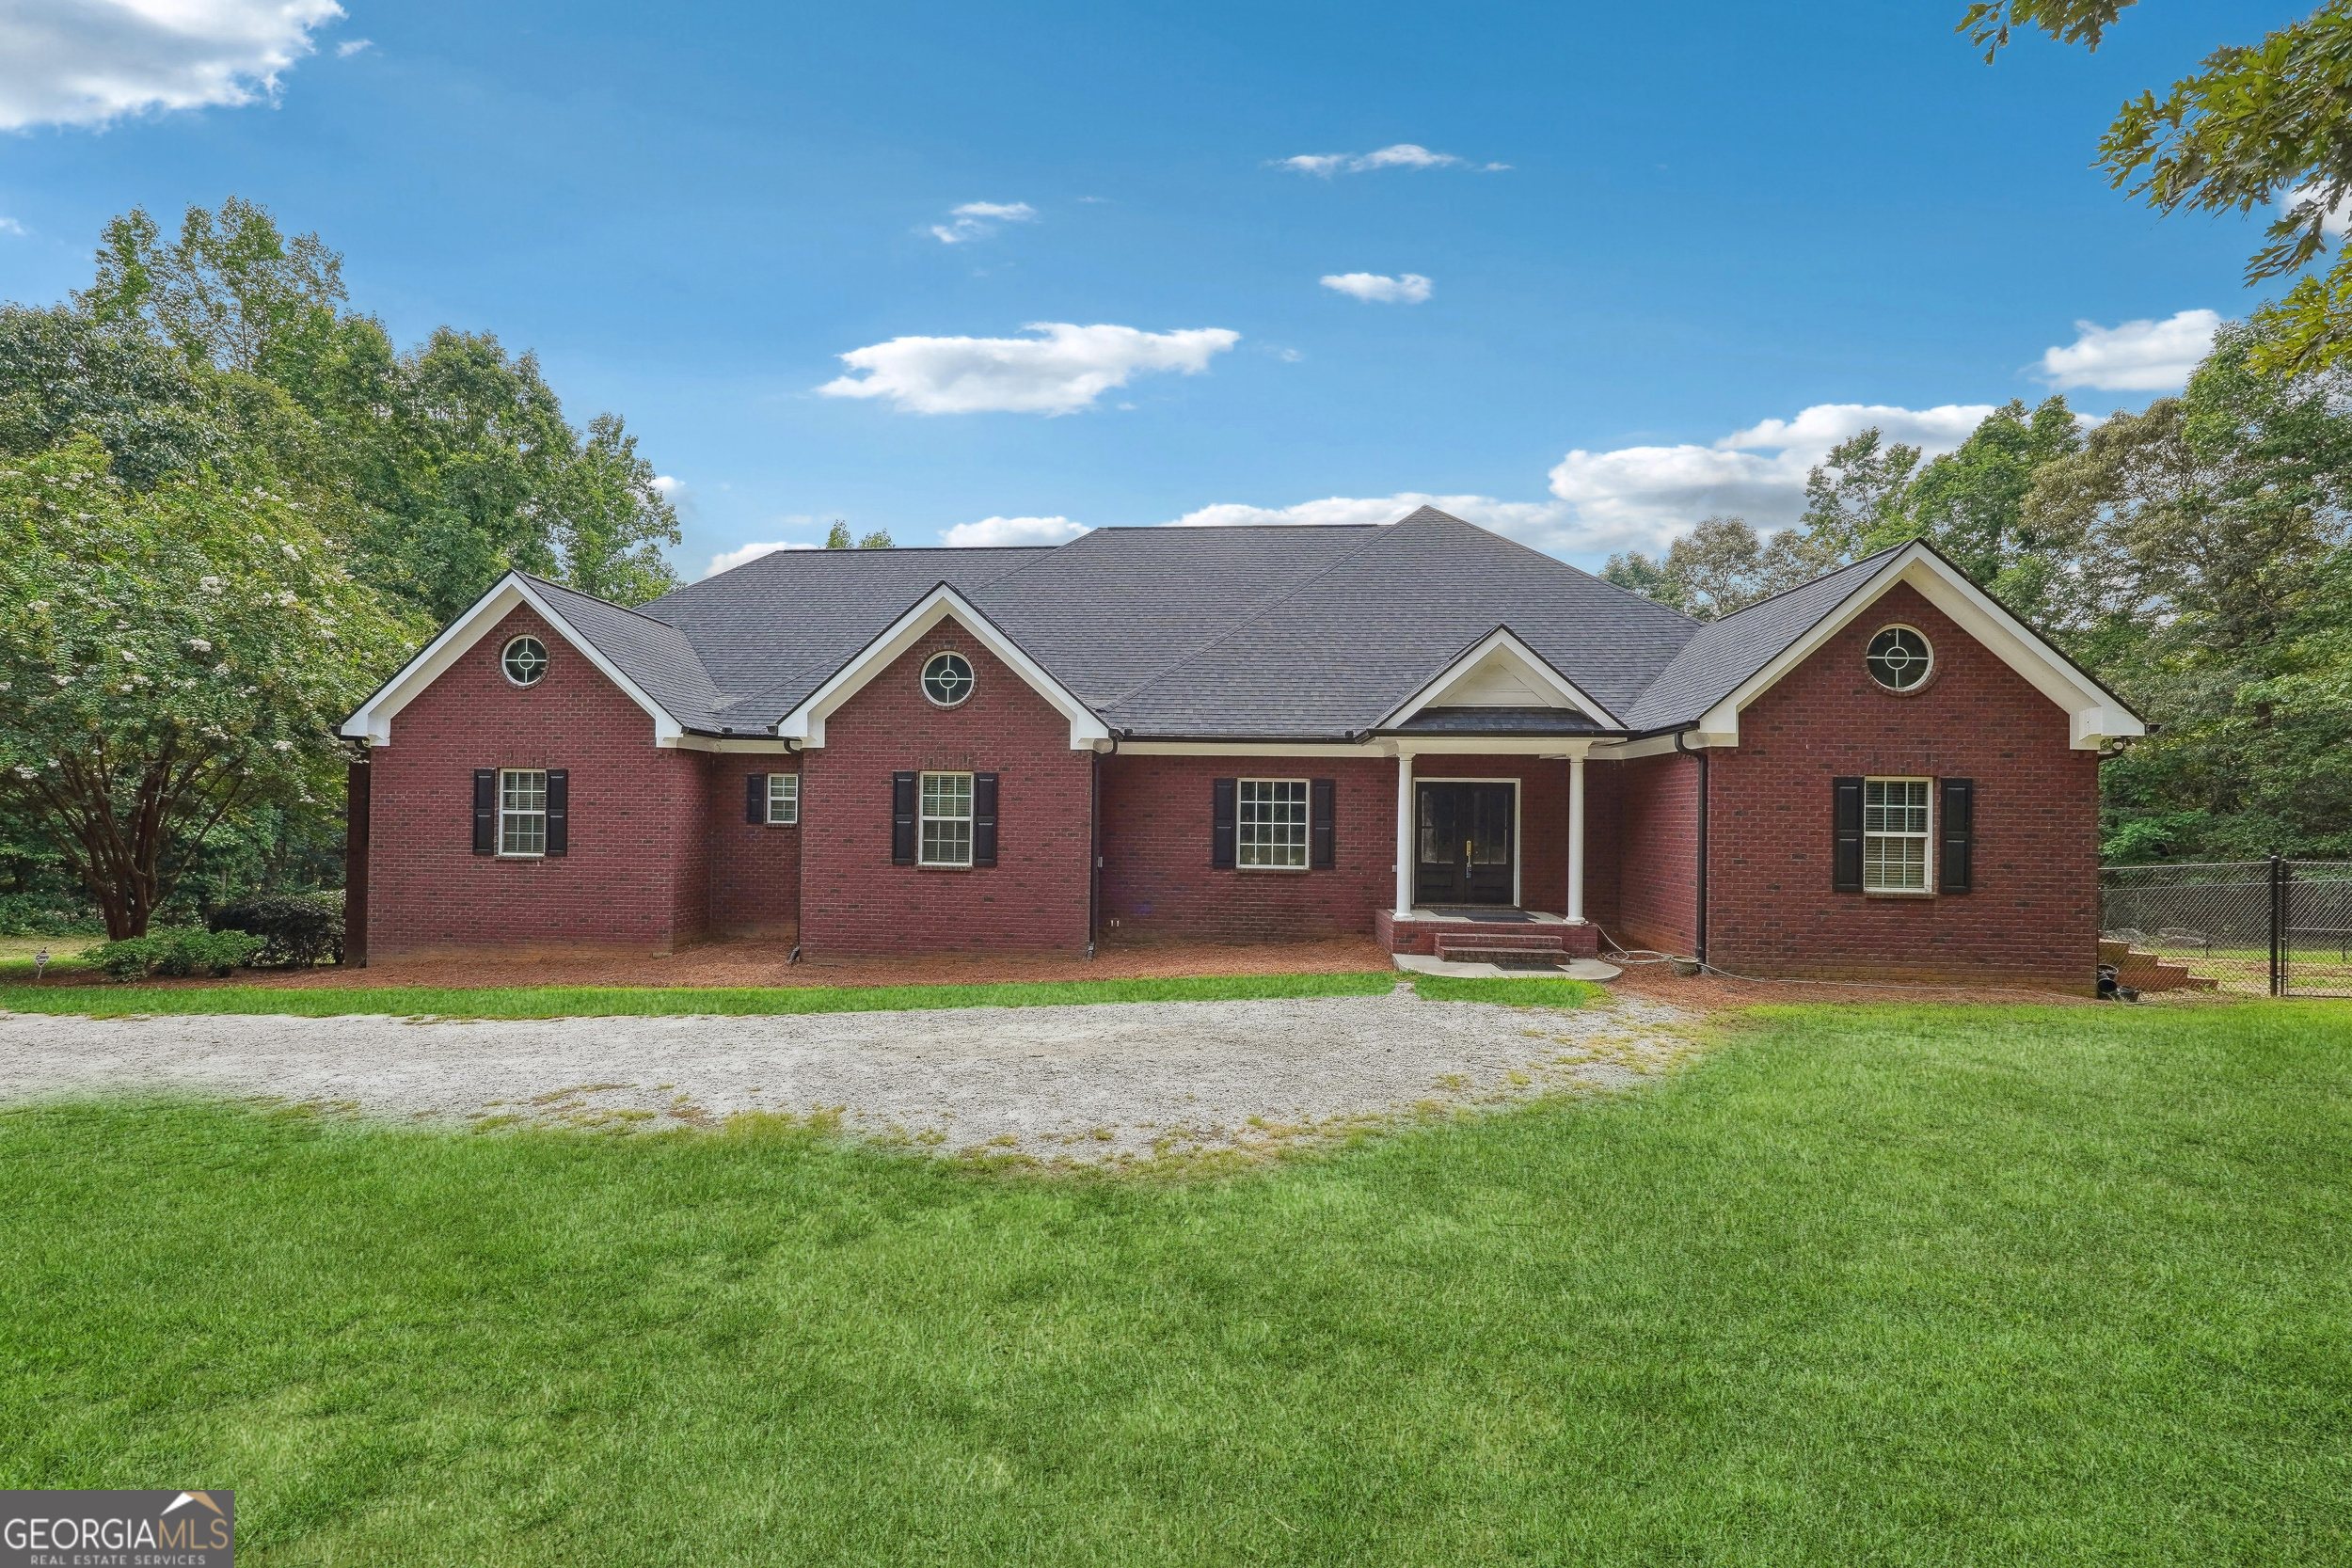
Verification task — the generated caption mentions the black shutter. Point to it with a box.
[892,771,917,865]
[746,772,767,825]
[973,772,998,866]
[1310,778,1336,870]
[1939,778,1975,894]
[1211,778,1237,869]
[472,768,497,854]
[545,769,568,856]
[1832,776,1864,893]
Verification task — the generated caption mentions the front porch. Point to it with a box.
[1375,906,1603,961]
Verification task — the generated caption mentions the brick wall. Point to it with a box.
[1705,581,2101,989]
[707,756,803,937]
[366,605,705,957]
[1617,751,1700,957]
[1098,752,1611,942]
[798,620,1092,956]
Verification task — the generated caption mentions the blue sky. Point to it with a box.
[0,1,2297,577]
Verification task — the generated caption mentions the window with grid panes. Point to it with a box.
[1237,779,1309,869]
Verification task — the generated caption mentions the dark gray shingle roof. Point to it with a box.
[1619,545,1905,732]
[516,511,1925,741]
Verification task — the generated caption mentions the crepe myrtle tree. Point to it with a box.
[0,437,411,938]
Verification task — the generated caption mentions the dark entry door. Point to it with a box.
[1416,782,1515,906]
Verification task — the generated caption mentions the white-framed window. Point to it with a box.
[922,651,975,707]
[501,636,548,687]
[766,772,800,826]
[1238,778,1310,870]
[1863,777,1931,891]
[500,768,548,857]
[919,771,974,866]
[1865,626,1932,691]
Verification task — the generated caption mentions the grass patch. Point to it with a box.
[1409,973,1591,1007]
[0,969,1399,1019]
[2,1004,2346,1561]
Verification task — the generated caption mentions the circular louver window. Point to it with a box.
[922,651,975,707]
[1865,626,1932,691]
[501,635,549,687]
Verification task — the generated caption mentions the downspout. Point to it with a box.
[1089,733,1120,960]
[785,736,804,964]
[1674,730,1708,965]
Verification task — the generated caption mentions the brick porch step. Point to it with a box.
[2098,939,2221,992]
[1435,931,1569,969]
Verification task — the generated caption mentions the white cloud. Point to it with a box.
[1545,403,1995,549]
[2035,309,2223,393]
[0,216,24,236]
[930,200,1037,244]
[941,515,1089,547]
[1320,271,1432,304]
[818,322,1240,415]
[2281,182,2351,238]
[707,539,819,577]
[1278,143,1509,177]
[0,0,344,130]
[335,38,370,57]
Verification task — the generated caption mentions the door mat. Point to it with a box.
[1454,909,1536,923]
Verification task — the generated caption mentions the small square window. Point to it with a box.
[920,771,973,867]
[766,772,799,826]
[1862,777,1931,891]
[500,768,548,857]
[1238,779,1309,870]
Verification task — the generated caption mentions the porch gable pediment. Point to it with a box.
[1375,626,1620,734]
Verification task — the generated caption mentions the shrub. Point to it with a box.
[0,892,104,938]
[208,893,345,967]
[82,929,266,982]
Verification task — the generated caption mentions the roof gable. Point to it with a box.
[342,572,711,747]
[1627,541,2144,749]
[776,585,1110,750]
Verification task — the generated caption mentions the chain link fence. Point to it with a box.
[2100,858,2352,997]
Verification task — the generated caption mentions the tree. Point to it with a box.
[1960,1,2352,372]
[1798,428,1922,561]
[0,438,410,936]
[1602,515,1824,620]
[825,520,853,548]
[857,528,894,548]
[549,414,683,605]
[1901,396,2081,626]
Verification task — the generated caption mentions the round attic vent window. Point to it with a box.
[501,635,548,687]
[1865,626,1931,691]
[922,651,975,707]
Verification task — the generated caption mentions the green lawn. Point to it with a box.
[0,970,1580,1018]
[2,1004,2345,1563]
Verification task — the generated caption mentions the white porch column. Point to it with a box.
[1566,752,1588,924]
[1393,747,1416,918]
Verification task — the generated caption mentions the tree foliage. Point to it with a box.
[1961,0,2352,372]
[0,439,410,936]
[0,198,686,932]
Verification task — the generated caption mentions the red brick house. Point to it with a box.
[339,508,2143,988]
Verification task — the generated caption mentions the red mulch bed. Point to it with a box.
[215,933,1396,991]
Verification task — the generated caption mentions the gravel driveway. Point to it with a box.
[0,988,1696,1164]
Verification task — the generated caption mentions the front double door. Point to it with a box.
[1416,782,1515,906]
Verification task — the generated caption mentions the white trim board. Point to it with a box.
[342,574,686,748]
[777,585,1110,752]
[1377,627,1618,731]
[1694,544,2144,751]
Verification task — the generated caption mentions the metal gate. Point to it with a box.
[2100,858,2352,997]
